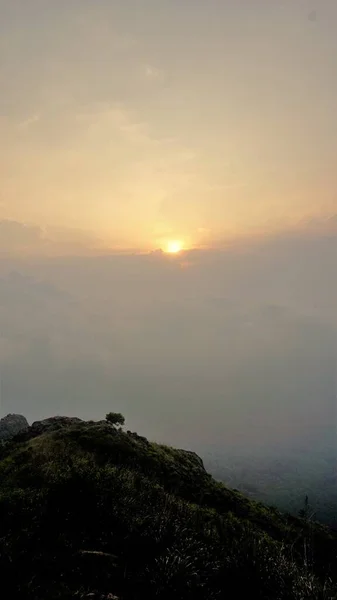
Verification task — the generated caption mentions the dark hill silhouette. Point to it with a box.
[0,413,336,599]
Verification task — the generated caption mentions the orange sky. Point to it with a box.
[1,0,337,252]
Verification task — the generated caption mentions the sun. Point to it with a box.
[166,240,183,254]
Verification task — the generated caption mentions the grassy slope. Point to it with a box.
[0,419,336,599]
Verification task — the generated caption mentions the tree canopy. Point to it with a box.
[105,412,125,427]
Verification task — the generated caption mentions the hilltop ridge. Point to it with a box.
[0,414,336,599]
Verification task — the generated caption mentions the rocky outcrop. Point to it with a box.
[0,414,29,441]
[13,415,83,442]
[179,449,205,470]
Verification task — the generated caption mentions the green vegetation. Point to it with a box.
[0,415,336,599]
[105,412,125,427]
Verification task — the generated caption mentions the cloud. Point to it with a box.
[0,220,46,251]
[296,213,337,234]
[75,103,170,147]
[0,98,202,249]
[17,114,40,130]
[143,64,165,81]
[0,220,103,256]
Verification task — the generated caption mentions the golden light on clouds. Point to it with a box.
[165,240,183,254]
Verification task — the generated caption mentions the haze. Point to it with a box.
[0,0,336,516]
[0,221,336,450]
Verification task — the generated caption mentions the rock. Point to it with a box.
[30,415,83,433]
[13,415,83,442]
[0,413,29,441]
[180,449,205,469]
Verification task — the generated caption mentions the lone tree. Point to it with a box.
[105,412,125,427]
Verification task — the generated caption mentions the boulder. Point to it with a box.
[0,413,29,441]
[13,415,83,442]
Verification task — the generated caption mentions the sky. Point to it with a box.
[1,0,337,252]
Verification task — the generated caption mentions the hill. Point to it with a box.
[0,414,336,599]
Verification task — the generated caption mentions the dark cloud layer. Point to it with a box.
[0,223,335,462]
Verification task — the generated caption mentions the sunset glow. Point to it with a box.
[165,240,183,254]
[1,0,336,254]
